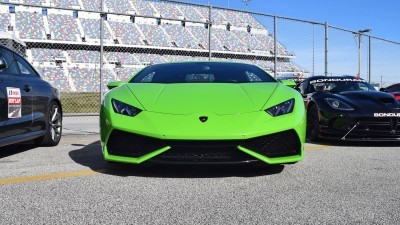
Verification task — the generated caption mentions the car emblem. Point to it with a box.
[199,116,208,123]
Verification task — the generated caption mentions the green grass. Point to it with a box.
[61,92,101,113]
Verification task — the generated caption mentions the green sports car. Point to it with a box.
[100,62,306,165]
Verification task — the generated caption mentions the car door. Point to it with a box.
[13,53,49,133]
[0,46,33,140]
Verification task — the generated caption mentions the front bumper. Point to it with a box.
[103,129,303,164]
[318,110,400,141]
[100,107,306,165]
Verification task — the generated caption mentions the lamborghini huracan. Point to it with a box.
[100,62,306,165]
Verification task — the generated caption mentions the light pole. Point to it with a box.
[242,0,251,54]
[357,29,371,78]
[241,0,251,11]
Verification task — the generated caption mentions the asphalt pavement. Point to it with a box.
[0,117,399,224]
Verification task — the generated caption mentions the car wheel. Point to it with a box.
[307,104,320,141]
[35,101,62,146]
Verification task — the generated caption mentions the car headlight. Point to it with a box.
[325,98,354,110]
[266,98,295,117]
[111,99,142,117]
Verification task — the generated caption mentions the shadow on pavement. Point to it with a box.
[0,141,37,159]
[69,141,285,178]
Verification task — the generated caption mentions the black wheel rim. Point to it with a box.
[49,104,62,142]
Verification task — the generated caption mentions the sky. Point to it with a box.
[184,0,400,85]
[187,0,400,41]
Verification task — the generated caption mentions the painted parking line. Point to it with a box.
[0,145,330,186]
[0,170,100,186]
[305,145,331,151]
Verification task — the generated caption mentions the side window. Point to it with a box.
[138,72,155,83]
[0,47,19,74]
[245,71,262,82]
[357,83,369,91]
[14,54,37,76]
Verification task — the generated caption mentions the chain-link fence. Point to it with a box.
[0,0,399,125]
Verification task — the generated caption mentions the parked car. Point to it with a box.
[0,45,62,147]
[100,61,306,165]
[295,76,400,141]
[380,83,400,101]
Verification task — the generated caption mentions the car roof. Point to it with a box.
[386,83,400,88]
[0,43,25,59]
[145,61,256,67]
[303,75,365,82]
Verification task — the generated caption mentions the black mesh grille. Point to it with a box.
[241,130,301,158]
[157,145,255,163]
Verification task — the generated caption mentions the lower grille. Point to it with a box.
[157,145,254,163]
[107,129,301,162]
[241,130,301,158]
[324,117,400,139]
[348,118,400,136]
[107,130,165,158]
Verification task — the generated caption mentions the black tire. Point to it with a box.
[35,101,62,146]
[307,104,321,141]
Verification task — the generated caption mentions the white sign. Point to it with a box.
[7,87,21,118]
[373,113,400,117]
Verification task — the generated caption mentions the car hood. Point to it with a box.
[336,91,395,103]
[126,83,278,115]
[330,91,400,112]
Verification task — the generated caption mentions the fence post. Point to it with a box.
[208,5,212,61]
[368,35,371,83]
[358,32,362,78]
[324,22,328,76]
[312,24,315,76]
[99,0,104,102]
[274,16,277,78]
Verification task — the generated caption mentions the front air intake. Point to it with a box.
[241,130,301,158]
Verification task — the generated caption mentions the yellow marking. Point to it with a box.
[0,170,100,186]
[305,145,331,151]
[0,145,330,186]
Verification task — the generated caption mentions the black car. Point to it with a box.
[296,76,400,141]
[0,45,62,147]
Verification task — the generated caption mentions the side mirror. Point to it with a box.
[107,81,123,90]
[280,80,296,88]
[0,57,7,70]
[379,88,388,93]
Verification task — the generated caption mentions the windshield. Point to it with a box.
[130,62,276,83]
[309,78,376,93]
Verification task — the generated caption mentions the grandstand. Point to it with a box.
[0,0,308,92]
